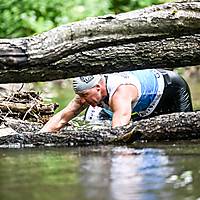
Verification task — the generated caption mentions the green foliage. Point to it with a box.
[0,0,110,38]
[32,80,75,112]
[109,0,171,13]
[0,0,170,38]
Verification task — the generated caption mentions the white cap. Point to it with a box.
[73,75,102,93]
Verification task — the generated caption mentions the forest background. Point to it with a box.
[0,0,199,111]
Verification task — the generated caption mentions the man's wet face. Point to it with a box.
[78,86,102,107]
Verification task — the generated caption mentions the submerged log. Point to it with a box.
[0,1,200,83]
[0,111,199,147]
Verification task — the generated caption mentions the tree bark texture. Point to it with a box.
[0,111,199,147]
[0,1,200,83]
[0,91,58,123]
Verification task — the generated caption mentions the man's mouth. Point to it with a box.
[90,101,97,107]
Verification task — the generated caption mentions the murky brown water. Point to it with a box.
[1,142,200,200]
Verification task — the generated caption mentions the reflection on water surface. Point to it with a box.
[0,142,200,200]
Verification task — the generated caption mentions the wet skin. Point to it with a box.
[77,85,105,107]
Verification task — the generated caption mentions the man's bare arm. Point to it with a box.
[111,85,138,128]
[40,95,87,133]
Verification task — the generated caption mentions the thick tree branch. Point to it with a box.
[0,111,199,147]
[0,1,200,82]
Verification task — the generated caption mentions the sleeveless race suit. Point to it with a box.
[84,69,193,123]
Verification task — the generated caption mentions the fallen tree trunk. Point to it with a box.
[0,111,199,147]
[0,1,200,82]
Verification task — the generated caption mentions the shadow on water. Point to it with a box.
[1,142,200,200]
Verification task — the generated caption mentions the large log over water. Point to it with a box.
[0,111,199,147]
[0,1,200,83]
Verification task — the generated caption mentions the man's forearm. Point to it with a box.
[39,109,73,133]
[40,96,87,133]
[112,112,131,128]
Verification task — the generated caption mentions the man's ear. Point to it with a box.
[96,84,101,91]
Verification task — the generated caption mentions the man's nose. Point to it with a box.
[80,98,86,104]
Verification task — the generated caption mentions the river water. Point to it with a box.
[0,141,200,200]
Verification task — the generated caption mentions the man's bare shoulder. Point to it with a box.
[113,84,138,98]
